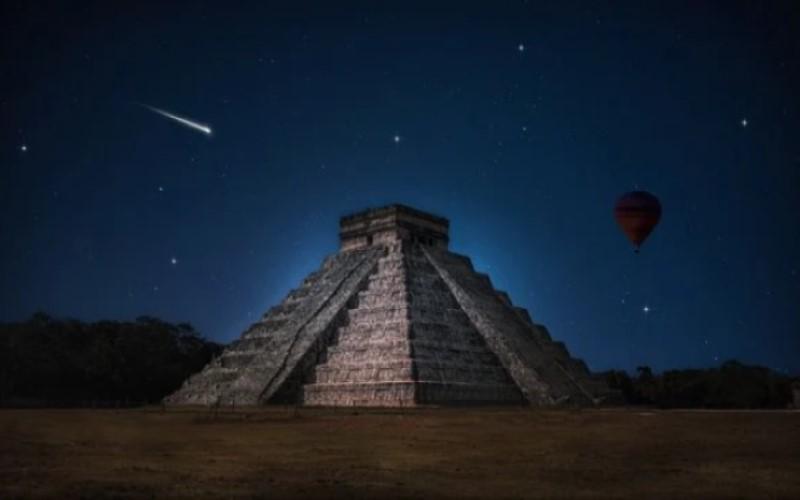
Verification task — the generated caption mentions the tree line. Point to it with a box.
[0,312,795,408]
[0,313,221,407]
[601,362,796,409]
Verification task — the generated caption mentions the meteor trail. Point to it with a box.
[141,104,212,135]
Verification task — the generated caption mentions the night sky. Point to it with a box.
[2,1,799,374]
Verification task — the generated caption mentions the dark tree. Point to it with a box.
[0,314,221,407]
[600,361,793,409]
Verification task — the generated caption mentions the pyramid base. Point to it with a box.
[303,382,416,407]
[302,381,524,407]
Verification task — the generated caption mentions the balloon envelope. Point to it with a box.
[614,191,661,250]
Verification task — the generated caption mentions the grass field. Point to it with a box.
[1,407,798,499]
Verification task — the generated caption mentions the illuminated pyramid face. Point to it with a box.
[168,205,609,407]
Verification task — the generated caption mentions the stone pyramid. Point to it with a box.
[167,205,610,407]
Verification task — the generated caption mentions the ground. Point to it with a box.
[1,407,798,499]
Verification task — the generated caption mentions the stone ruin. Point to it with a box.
[167,204,612,407]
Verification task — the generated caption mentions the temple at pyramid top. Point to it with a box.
[340,204,450,250]
[167,204,614,407]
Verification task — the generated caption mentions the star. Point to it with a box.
[642,305,650,314]
[170,257,178,265]
[517,43,525,52]
[393,134,401,143]
[741,118,748,128]
[20,144,27,152]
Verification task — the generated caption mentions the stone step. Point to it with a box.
[316,358,414,371]
[313,358,511,385]
[218,351,257,368]
[414,381,524,404]
[495,290,512,306]
[544,341,570,360]
[328,344,494,361]
[441,262,495,290]
[336,320,408,338]
[344,306,474,327]
[312,369,412,385]
[188,366,240,384]
[514,307,533,324]
[226,337,275,351]
[566,358,590,376]
[330,338,491,355]
[363,277,405,292]
[334,331,409,347]
[415,360,511,385]
[364,274,448,292]
[346,306,410,324]
[434,252,474,271]
[435,327,489,345]
[242,324,294,339]
[324,351,412,368]
[412,347,501,366]
[376,256,408,273]
[328,338,494,362]
[300,270,324,287]
[357,288,408,299]
[406,296,464,313]
[302,380,523,407]
[367,269,405,281]
[408,321,479,339]
[532,323,553,341]
[355,291,408,309]
[409,307,473,326]
[303,381,416,407]
[261,299,305,320]
[284,286,311,302]
[258,317,290,331]
[405,262,438,275]
[219,347,262,357]
[406,273,449,287]
[327,339,412,356]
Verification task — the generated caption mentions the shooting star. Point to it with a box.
[141,104,212,136]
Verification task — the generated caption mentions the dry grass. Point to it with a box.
[1,407,798,499]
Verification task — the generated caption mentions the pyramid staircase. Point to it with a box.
[165,246,384,405]
[302,242,524,406]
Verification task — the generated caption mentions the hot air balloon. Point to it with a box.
[614,191,661,252]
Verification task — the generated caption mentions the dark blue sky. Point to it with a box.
[2,1,798,373]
